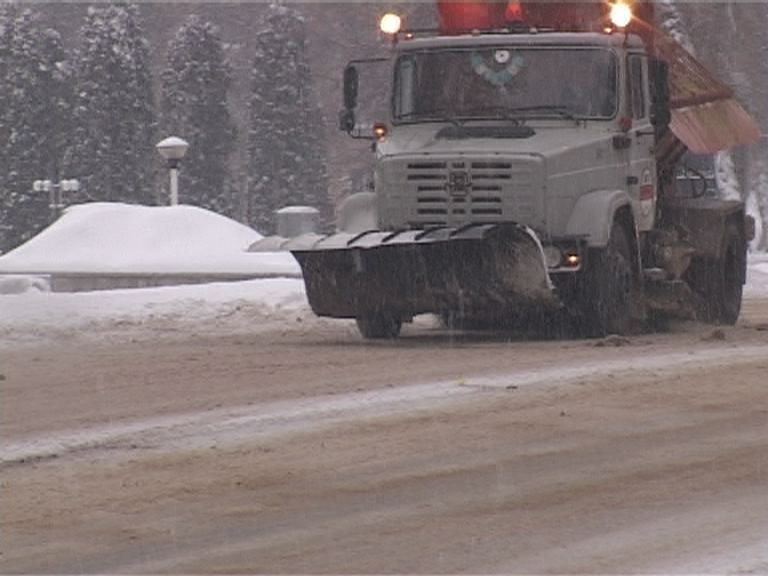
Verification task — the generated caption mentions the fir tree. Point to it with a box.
[247,2,331,234]
[0,5,74,251]
[161,15,236,215]
[65,4,156,206]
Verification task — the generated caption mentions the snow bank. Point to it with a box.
[0,202,299,276]
[0,278,308,347]
[0,274,50,295]
[0,255,763,348]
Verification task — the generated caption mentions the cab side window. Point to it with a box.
[628,54,646,119]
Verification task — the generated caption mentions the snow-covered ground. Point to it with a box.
[3,205,768,575]
[0,202,766,343]
[0,203,308,345]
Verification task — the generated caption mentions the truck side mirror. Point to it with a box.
[340,65,359,134]
[343,65,359,110]
[339,109,356,133]
[339,58,389,139]
[649,59,671,129]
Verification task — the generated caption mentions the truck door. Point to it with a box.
[626,52,657,232]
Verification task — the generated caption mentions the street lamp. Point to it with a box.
[156,136,189,206]
[33,178,80,220]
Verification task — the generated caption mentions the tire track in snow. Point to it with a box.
[3,342,767,466]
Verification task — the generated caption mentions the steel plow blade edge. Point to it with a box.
[291,223,556,319]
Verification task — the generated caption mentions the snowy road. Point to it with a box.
[2,294,768,573]
[3,341,768,467]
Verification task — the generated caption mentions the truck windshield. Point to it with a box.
[393,47,617,122]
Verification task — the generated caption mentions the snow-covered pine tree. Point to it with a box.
[161,15,236,216]
[247,1,331,234]
[0,5,74,251]
[65,4,156,206]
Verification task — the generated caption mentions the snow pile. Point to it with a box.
[0,278,308,341]
[0,274,50,294]
[0,202,300,276]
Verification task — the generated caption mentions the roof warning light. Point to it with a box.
[609,1,633,28]
[380,13,402,35]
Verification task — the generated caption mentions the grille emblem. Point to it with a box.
[447,170,470,196]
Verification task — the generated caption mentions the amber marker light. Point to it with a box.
[373,122,388,140]
[609,1,632,28]
[380,13,402,35]
[565,253,581,268]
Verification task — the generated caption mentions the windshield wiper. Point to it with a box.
[455,106,524,125]
[397,109,463,127]
[397,105,577,125]
[506,105,578,121]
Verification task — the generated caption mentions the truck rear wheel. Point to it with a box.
[689,225,744,325]
[582,222,634,337]
[356,311,402,339]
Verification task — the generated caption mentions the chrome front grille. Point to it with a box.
[400,158,537,226]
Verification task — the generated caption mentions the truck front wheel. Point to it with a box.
[356,311,402,339]
[581,222,634,337]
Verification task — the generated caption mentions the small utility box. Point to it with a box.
[276,206,319,238]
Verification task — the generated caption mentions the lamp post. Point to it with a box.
[156,136,189,206]
[33,178,80,221]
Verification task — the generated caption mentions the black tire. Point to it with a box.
[581,222,634,337]
[690,225,744,325]
[356,311,402,339]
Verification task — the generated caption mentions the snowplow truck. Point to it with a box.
[254,0,760,339]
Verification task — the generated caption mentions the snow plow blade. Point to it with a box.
[285,223,556,319]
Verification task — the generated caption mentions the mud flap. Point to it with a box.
[288,224,556,319]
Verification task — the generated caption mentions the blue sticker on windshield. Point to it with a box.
[470,50,525,87]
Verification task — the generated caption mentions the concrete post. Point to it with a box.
[276,206,320,237]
